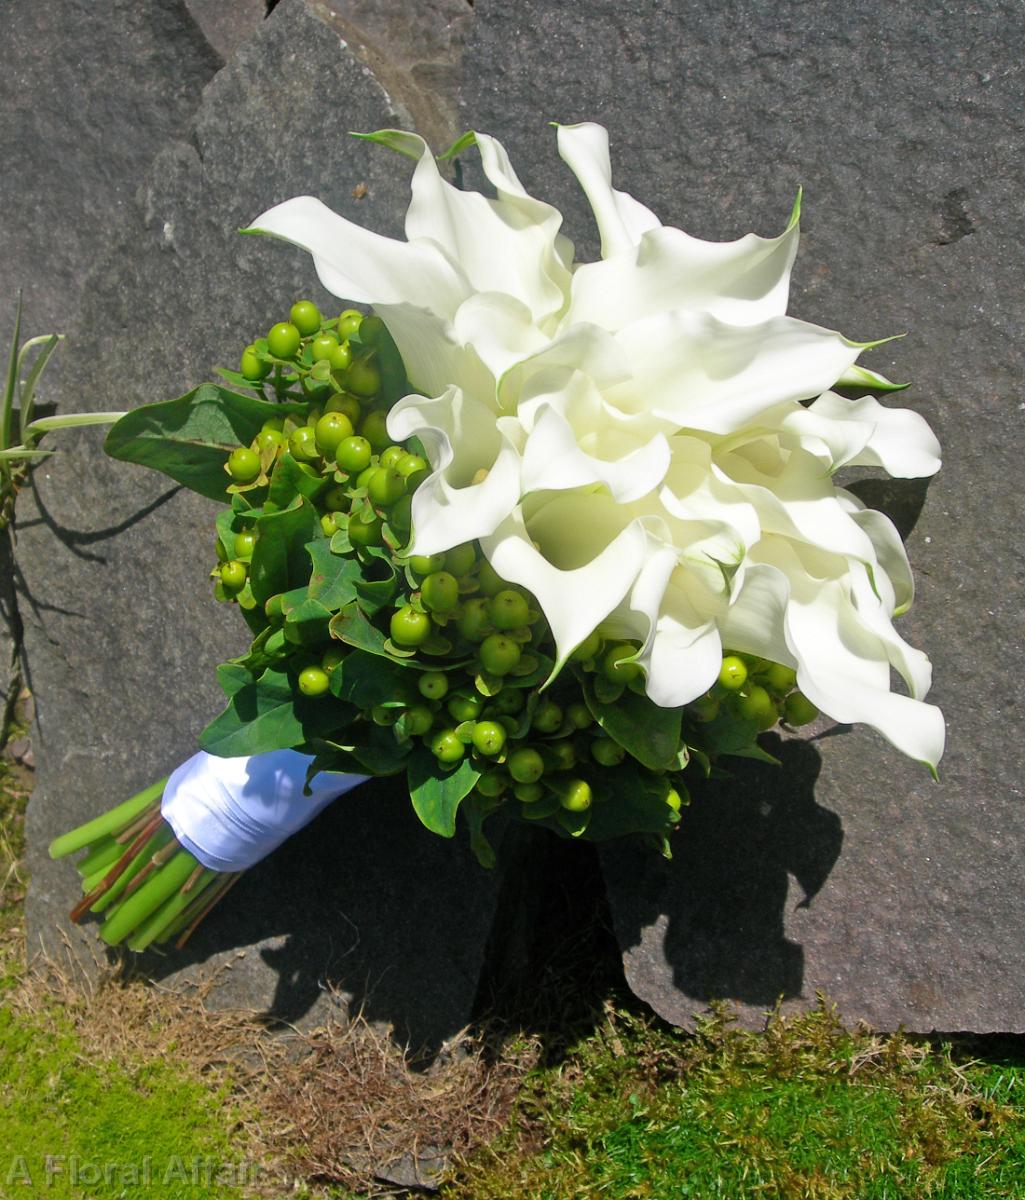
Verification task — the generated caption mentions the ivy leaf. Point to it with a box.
[104,383,304,502]
[407,748,481,837]
[583,677,682,771]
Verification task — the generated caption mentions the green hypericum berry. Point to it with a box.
[546,740,576,772]
[567,702,593,729]
[325,392,361,423]
[532,699,563,734]
[591,737,625,766]
[390,605,430,647]
[784,691,819,726]
[261,416,285,433]
[289,426,319,463]
[448,693,484,723]
[430,729,465,765]
[397,453,428,479]
[477,771,508,797]
[315,412,355,456]
[492,687,524,715]
[328,341,353,373]
[514,781,544,803]
[348,516,383,546]
[338,309,363,338]
[289,300,322,336]
[360,314,386,344]
[418,671,448,700]
[477,560,507,597]
[489,589,530,631]
[559,779,592,813]
[380,445,405,469]
[267,321,301,359]
[480,633,521,675]
[320,513,338,536]
[367,467,405,507]
[359,410,390,451]
[457,598,491,642]
[323,485,348,512]
[371,704,397,726]
[312,332,340,362]
[602,644,641,683]
[227,446,261,484]
[717,655,748,691]
[335,435,372,474]
[570,629,602,661]
[443,543,476,577]
[233,530,256,559]
[403,704,434,736]
[472,720,507,756]
[422,570,459,613]
[347,360,381,397]
[255,428,282,453]
[219,560,247,592]
[410,553,445,577]
[321,647,345,673]
[690,693,720,722]
[240,344,271,381]
[508,747,544,783]
[760,662,798,694]
[737,684,778,730]
[298,666,330,697]
[355,465,376,489]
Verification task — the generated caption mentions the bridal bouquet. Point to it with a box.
[50,123,943,952]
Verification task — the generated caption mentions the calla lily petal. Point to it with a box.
[568,197,801,331]
[246,195,467,319]
[555,122,661,258]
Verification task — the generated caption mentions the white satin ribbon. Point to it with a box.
[161,750,368,872]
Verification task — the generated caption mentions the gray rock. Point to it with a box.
[185,0,267,62]
[0,0,220,337]
[462,0,1025,1031]
[21,0,502,1048]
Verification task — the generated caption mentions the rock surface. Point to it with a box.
[0,0,220,730]
[21,0,501,1048]
[461,0,1025,1031]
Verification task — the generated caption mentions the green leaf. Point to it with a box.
[248,496,321,604]
[330,650,411,710]
[282,594,333,645]
[329,602,393,659]
[267,452,329,508]
[2,295,22,455]
[306,539,361,611]
[578,765,682,842]
[199,666,352,757]
[104,383,304,502]
[583,678,682,771]
[407,748,481,837]
[216,662,253,698]
[462,793,504,869]
[698,710,781,764]
[354,552,401,615]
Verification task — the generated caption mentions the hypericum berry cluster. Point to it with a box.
[211,299,820,842]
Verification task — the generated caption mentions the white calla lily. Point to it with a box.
[249,121,944,770]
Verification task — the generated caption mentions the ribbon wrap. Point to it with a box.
[161,750,368,872]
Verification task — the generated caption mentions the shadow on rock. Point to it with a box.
[600,736,843,1017]
[124,777,503,1058]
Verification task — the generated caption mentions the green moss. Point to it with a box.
[0,1003,260,1198]
[443,1003,1025,1200]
